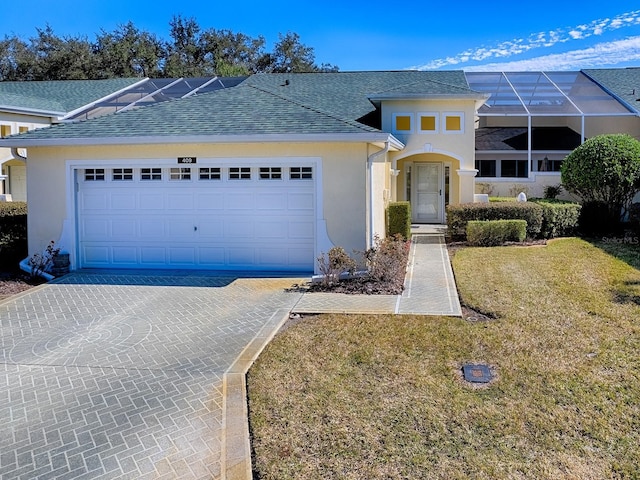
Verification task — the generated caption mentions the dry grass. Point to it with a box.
[248,238,640,479]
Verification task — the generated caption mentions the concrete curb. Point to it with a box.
[221,307,292,480]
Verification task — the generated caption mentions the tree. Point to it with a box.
[30,26,96,80]
[95,22,165,78]
[262,32,317,73]
[164,15,209,77]
[199,28,265,76]
[561,133,640,224]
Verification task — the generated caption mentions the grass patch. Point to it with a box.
[248,238,640,479]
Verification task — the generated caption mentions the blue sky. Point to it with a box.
[1,1,640,71]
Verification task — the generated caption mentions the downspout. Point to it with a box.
[367,141,390,248]
[11,148,27,162]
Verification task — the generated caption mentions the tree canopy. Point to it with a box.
[0,16,338,81]
[561,133,640,223]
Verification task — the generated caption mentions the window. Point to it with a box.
[113,168,133,181]
[537,158,563,172]
[18,126,28,134]
[393,113,413,133]
[475,160,496,177]
[0,125,11,138]
[170,167,191,180]
[229,167,251,180]
[84,169,105,181]
[199,167,221,180]
[419,114,438,133]
[141,168,162,180]
[443,113,464,133]
[501,160,528,178]
[259,167,282,179]
[290,166,313,179]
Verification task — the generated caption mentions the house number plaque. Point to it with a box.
[177,157,197,164]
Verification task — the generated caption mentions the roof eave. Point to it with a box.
[0,104,65,119]
[0,132,405,150]
[369,93,489,103]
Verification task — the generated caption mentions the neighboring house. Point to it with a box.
[0,76,244,201]
[0,69,639,273]
[0,78,146,201]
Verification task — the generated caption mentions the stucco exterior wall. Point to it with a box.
[24,141,372,267]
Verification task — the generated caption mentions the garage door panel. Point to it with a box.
[196,193,224,210]
[167,193,194,210]
[81,192,109,210]
[226,193,254,210]
[111,193,137,210]
[78,166,315,271]
[139,220,165,237]
[112,247,138,264]
[140,247,166,264]
[256,193,286,210]
[289,221,314,239]
[139,194,165,210]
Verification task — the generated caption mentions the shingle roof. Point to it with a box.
[5,71,479,144]
[582,68,640,114]
[0,78,142,115]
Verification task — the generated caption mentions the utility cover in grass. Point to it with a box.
[462,364,493,383]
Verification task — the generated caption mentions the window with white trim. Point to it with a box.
[199,167,221,180]
[290,166,313,179]
[419,113,438,133]
[84,169,105,181]
[392,113,413,133]
[113,168,133,181]
[229,167,251,180]
[0,125,11,138]
[443,113,464,133]
[259,167,282,180]
[170,167,191,180]
[141,168,162,180]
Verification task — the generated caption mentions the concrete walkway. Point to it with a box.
[292,228,462,317]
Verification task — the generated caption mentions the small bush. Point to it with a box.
[363,234,411,291]
[387,202,411,240]
[467,220,527,246]
[447,202,543,239]
[0,202,28,269]
[543,184,563,199]
[530,199,581,238]
[316,247,357,287]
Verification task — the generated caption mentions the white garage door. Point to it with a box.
[76,164,316,271]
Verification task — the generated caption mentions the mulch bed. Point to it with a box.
[0,271,45,299]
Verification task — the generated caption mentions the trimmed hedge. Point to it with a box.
[530,199,581,238]
[447,202,543,239]
[0,202,28,269]
[387,201,411,240]
[467,220,527,246]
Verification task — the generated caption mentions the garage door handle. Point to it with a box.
[194,226,198,231]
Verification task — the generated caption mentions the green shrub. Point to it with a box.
[530,199,581,238]
[447,202,543,239]
[466,220,527,246]
[0,202,27,269]
[543,184,563,199]
[387,202,411,240]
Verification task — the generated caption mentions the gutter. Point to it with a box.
[11,147,27,162]
[367,141,391,247]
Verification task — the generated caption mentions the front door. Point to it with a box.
[412,163,443,223]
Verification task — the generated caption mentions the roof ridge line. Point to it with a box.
[246,83,379,133]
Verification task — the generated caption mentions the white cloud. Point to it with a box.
[413,10,640,70]
[462,36,640,71]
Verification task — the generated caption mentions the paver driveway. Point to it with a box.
[0,271,304,479]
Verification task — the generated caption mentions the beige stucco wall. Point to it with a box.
[24,141,374,268]
[1,114,53,199]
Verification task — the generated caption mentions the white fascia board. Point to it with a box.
[0,105,64,118]
[0,132,406,150]
[369,93,490,102]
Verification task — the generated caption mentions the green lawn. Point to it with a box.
[247,238,640,479]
